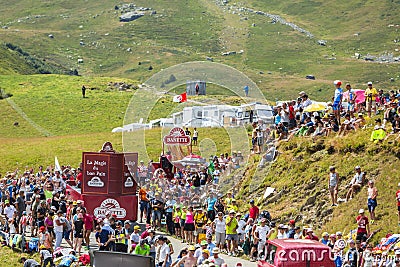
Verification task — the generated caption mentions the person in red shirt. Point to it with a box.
[288,101,297,129]
[396,183,400,226]
[304,228,319,241]
[75,168,83,188]
[355,209,370,242]
[248,200,259,220]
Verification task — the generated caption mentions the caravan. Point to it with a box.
[236,103,274,125]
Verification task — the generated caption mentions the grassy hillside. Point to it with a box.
[0,45,37,75]
[233,126,400,241]
[0,127,233,175]
[0,0,399,100]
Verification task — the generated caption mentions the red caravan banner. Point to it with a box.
[163,127,191,145]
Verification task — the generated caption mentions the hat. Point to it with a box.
[229,210,236,214]
[134,225,141,230]
[395,250,400,255]
[355,166,361,170]
[278,224,285,229]
[155,192,160,196]
[202,249,210,255]
[40,226,46,231]
[260,218,267,223]
[345,83,351,87]
[235,263,243,267]
[201,240,207,246]
[299,91,306,96]
[359,209,365,214]
[349,240,355,244]
[40,245,46,249]
[322,232,329,237]
[358,113,363,116]
[368,180,375,184]
[4,200,9,204]
[336,231,342,236]
[249,199,255,204]
[22,211,27,215]
[57,210,63,214]
[212,247,220,254]
[148,229,155,233]
[306,228,313,233]
[188,245,196,251]
[330,234,336,238]
[236,212,242,217]
[231,199,236,202]
[329,166,335,170]
[398,182,400,187]
[333,80,342,86]
[77,200,82,204]
[289,219,295,225]
[367,81,373,85]
[73,201,77,205]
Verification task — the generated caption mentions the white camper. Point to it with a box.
[236,103,274,125]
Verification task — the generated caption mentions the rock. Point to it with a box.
[317,40,327,46]
[120,12,144,22]
[206,57,213,61]
[48,34,54,38]
[304,180,317,190]
[305,195,316,206]
[321,208,333,217]
[77,58,83,64]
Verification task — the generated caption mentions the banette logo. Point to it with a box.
[94,198,127,219]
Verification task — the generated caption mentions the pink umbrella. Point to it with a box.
[343,89,365,104]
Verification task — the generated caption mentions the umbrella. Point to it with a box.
[342,89,365,104]
[303,102,327,112]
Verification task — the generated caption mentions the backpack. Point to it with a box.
[259,211,271,222]
[59,200,67,214]
[28,237,39,252]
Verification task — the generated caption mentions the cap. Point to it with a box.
[201,240,207,246]
[289,220,295,225]
[188,245,196,251]
[367,81,373,85]
[40,226,46,231]
[40,245,46,249]
[349,240,355,244]
[322,232,329,237]
[333,80,342,86]
[355,166,361,170]
[395,250,400,255]
[202,249,210,255]
[4,200,9,204]
[278,224,285,229]
[249,199,255,204]
[57,210,63,214]
[359,209,365,214]
[229,210,236,214]
[212,247,220,254]
[398,182,400,187]
[134,225,141,230]
[330,234,336,238]
[260,218,267,223]
[306,228,313,233]
[329,166,335,170]
[336,231,342,236]
[73,201,77,205]
[368,180,375,184]
[299,91,306,96]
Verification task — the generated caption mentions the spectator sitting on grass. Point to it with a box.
[370,118,386,143]
[346,166,365,202]
[354,113,366,130]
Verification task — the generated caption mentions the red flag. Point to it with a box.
[173,92,187,103]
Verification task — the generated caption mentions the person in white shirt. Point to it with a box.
[212,212,226,251]
[253,218,271,259]
[156,236,171,267]
[277,224,288,239]
[3,200,16,220]
[211,247,225,266]
[236,213,247,243]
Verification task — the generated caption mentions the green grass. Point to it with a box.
[0,127,233,175]
[0,75,137,136]
[0,246,40,267]
[234,124,400,242]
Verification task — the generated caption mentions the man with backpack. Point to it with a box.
[345,240,358,267]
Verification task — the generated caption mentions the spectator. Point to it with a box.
[20,257,40,267]
[367,180,378,224]
[304,228,319,241]
[212,211,226,252]
[320,232,329,245]
[396,183,400,226]
[328,166,339,206]
[346,166,365,202]
[210,247,225,266]
[370,118,386,143]
[332,80,343,123]
[344,240,358,267]
[157,236,171,267]
[39,245,53,267]
[57,250,77,267]
[253,218,271,260]
[356,209,370,242]
[365,82,378,117]
[333,232,345,267]
[134,239,150,256]
[197,249,210,265]
[346,83,357,116]
[225,210,239,256]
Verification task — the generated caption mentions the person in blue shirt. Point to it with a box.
[207,193,217,222]
[333,80,343,123]
[244,85,249,97]
[57,250,77,267]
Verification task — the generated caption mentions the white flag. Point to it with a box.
[55,156,61,172]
